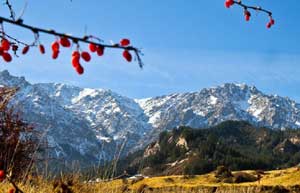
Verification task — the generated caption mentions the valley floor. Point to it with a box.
[1,167,300,193]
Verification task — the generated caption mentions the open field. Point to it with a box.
[1,167,300,193]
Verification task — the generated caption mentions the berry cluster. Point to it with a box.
[0,16,143,75]
[66,38,132,75]
[0,39,13,62]
[0,35,135,75]
[225,0,275,29]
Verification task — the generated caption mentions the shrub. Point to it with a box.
[215,165,233,179]
[233,172,257,183]
[184,157,214,175]
[0,87,41,180]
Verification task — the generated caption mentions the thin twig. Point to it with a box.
[233,0,272,16]
[0,34,29,46]
[4,0,16,20]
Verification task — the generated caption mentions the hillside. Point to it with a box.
[116,121,300,176]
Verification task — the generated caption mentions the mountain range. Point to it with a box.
[0,70,299,166]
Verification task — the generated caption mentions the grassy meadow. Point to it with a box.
[1,167,300,193]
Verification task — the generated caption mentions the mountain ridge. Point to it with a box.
[0,70,299,166]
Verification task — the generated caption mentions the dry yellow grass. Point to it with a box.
[0,167,300,193]
[129,167,300,190]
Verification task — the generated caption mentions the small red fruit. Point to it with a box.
[0,47,4,55]
[71,55,80,68]
[1,39,10,51]
[81,51,91,62]
[225,0,234,8]
[51,41,60,51]
[75,65,84,75]
[8,188,15,193]
[89,43,97,52]
[72,51,80,58]
[96,46,104,56]
[122,50,132,62]
[244,10,251,21]
[52,50,59,59]
[60,37,71,47]
[266,18,275,29]
[22,46,30,54]
[120,39,130,46]
[0,170,5,180]
[39,44,45,54]
[2,52,12,62]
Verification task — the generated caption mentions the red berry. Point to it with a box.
[0,170,5,180]
[12,45,18,51]
[270,19,275,25]
[1,39,10,51]
[72,51,80,58]
[225,0,234,8]
[89,43,97,52]
[225,2,230,8]
[8,188,15,193]
[266,18,275,29]
[122,50,132,62]
[2,52,12,62]
[60,37,71,47]
[52,50,59,59]
[0,47,4,55]
[244,10,251,21]
[245,15,250,21]
[22,46,30,55]
[51,41,60,52]
[120,39,130,46]
[81,51,91,62]
[71,56,80,68]
[39,44,45,54]
[75,65,84,75]
[96,46,104,56]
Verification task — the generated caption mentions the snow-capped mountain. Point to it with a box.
[137,83,300,130]
[0,70,300,165]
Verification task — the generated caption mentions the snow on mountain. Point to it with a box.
[0,70,300,165]
[137,83,300,130]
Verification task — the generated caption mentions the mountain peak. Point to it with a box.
[0,70,29,87]
[215,83,259,93]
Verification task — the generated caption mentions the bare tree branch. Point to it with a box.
[4,0,16,20]
[225,0,275,28]
[0,16,143,68]
[233,0,272,16]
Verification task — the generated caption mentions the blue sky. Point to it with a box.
[1,0,300,101]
